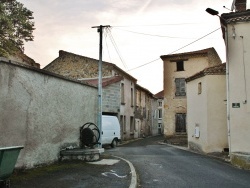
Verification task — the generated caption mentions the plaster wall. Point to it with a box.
[187,77,208,152]
[0,62,97,168]
[187,75,227,153]
[206,75,228,152]
[120,78,135,140]
[227,22,250,153]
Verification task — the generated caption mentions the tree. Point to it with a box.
[0,0,35,57]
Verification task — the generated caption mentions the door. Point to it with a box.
[175,113,186,132]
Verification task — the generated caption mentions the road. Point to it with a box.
[105,135,250,188]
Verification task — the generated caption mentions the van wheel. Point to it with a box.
[111,139,118,148]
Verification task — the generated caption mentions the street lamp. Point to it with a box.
[206,8,219,16]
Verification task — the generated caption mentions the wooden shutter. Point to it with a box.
[175,78,186,96]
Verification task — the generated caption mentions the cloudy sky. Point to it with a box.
[18,0,247,94]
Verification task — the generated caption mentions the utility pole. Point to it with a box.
[92,25,110,148]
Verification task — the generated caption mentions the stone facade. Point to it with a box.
[1,49,40,68]
[44,50,138,141]
[160,47,222,137]
[135,85,158,138]
[154,90,164,135]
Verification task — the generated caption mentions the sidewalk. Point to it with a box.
[10,154,136,188]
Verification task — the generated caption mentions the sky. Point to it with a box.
[18,0,248,94]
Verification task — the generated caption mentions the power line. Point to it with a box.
[127,27,221,72]
[106,27,128,70]
[112,23,203,27]
[113,27,195,39]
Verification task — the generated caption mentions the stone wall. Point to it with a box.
[0,61,98,168]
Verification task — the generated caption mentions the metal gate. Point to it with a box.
[175,113,186,132]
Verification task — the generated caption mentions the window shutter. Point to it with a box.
[175,79,180,96]
[175,78,186,96]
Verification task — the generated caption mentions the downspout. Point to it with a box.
[222,21,232,157]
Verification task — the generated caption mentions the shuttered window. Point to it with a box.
[175,78,186,96]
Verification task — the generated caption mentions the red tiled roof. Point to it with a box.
[154,90,164,99]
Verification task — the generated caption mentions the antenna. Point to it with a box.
[223,6,232,11]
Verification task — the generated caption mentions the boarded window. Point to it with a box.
[175,78,186,96]
[175,113,186,132]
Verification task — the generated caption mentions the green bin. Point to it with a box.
[0,146,24,187]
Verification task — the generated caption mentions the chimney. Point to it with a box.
[234,0,247,11]
[59,50,66,57]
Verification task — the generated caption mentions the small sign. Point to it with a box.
[232,103,240,108]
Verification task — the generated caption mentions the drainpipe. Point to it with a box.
[223,21,232,157]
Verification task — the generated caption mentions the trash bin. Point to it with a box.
[0,146,24,188]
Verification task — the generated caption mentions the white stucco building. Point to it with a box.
[220,5,250,169]
[186,64,228,153]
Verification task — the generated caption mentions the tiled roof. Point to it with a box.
[160,47,215,60]
[186,63,226,82]
[154,90,164,99]
[136,84,155,97]
[221,9,250,24]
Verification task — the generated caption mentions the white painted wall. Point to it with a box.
[187,75,228,153]
[227,22,250,154]
[0,62,98,168]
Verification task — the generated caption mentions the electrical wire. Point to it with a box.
[126,27,221,72]
[106,27,128,70]
[112,23,203,27]
[103,29,112,63]
[113,28,196,39]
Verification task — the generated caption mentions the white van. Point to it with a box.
[101,115,121,148]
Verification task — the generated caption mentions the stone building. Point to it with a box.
[1,49,40,68]
[160,47,222,140]
[135,85,158,138]
[43,50,137,141]
[154,90,164,135]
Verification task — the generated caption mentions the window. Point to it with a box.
[130,116,134,132]
[198,82,202,94]
[147,110,150,120]
[121,83,125,104]
[175,78,186,96]
[176,61,184,71]
[158,109,162,119]
[131,88,134,106]
[158,101,162,106]
[120,115,124,132]
[120,115,126,132]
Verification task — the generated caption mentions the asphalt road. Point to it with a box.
[106,135,250,188]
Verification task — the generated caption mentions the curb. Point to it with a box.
[113,155,137,188]
[159,142,230,163]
